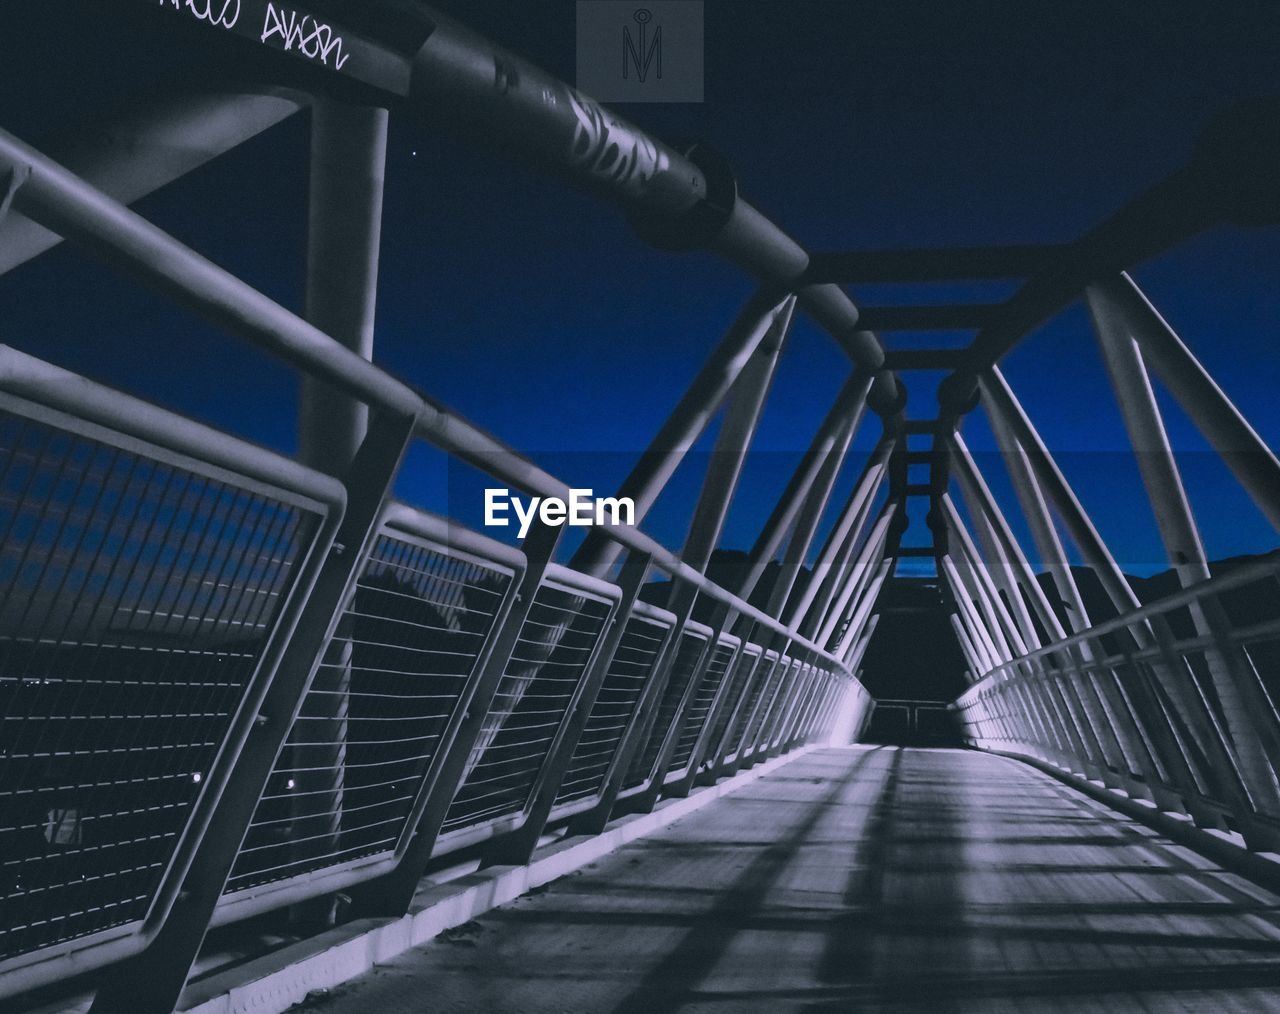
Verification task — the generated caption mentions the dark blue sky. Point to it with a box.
[1,1,1277,572]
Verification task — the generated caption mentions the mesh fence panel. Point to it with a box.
[720,650,775,760]
[623,628,708,789]
[553,611,671,809]
[226,534,514,893]
[702,647,762,766]
[666,638,737,775]
[440,580,612,835]
[0,411,322,962]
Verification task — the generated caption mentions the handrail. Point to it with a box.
[961,552,1280,696]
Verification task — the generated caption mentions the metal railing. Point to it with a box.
[0,10,879,1007]
[956,555,1280,848]
[0,340,864,1007]
[0,355,345,982]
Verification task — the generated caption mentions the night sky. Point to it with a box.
[1,1,1277,574]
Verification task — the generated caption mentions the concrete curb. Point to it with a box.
[178,747,816,1014]
[993,747,1280,894]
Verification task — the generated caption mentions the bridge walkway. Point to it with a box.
[304,747,1280,1012]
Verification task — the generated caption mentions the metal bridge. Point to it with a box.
[2,4,1280,1012]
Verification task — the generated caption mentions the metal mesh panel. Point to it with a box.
[0,411,322,962]
[623,628,708,789]
[771,663,813,747]
[553,612,671,808]
[721,649,775,759]
[226,535,514,893]
[666,638,737,775]
[746,656,796,754]
[440,580,612,834]
[785,665,821,742]
[702,647,761,766]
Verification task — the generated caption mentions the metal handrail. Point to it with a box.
[960,553,1280,697]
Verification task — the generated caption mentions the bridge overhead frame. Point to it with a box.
[0,5,1277,1013]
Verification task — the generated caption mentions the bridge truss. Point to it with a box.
[0,4,1277,1012]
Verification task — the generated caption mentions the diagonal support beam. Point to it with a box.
[680,297,797,573]
[573,290,796,578]
[735,370,875,606]
[1091,272,1280,532]
[789,436,895,635]
[980,367,1146,636]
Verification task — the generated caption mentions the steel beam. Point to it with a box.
[0,91,307,277]
[979,368,1146,632]
[735,371,874,605]
[789,437,894,634]
[1089,283,1280,819]
[574,291,795,577]
[680,297,797,573]
[767,391,867,623]
[1092,273,1280,532]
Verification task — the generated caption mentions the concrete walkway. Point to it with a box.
[305,747,1280,1012]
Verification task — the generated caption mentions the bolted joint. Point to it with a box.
[629,140,737,251]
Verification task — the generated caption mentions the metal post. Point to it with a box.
[765,388,868,621]
[665,607,749,797]
[947,452,1135,788]
[949,612,984,679]
[942,555,1001,674]
[698,633,768,775]
[630,604,734,810]
[790,437,895,635]
[845,612,881,675]
[941,497,1028,658]
[980,367,1146,631]
[836,558,893,662]
[738,643,796,765]
[981,366,1228,795]
[680,298,796,573]
[293,100,389,927]
[978,397,1174,798]
[567,576,701,832]
[817,502,896,648]
[708,643,779,779]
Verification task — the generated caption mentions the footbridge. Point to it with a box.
[2,4,1280,1012]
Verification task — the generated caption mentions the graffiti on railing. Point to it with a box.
[567,90,663,197]
[260,2,350,69]
[158,0,241,30]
